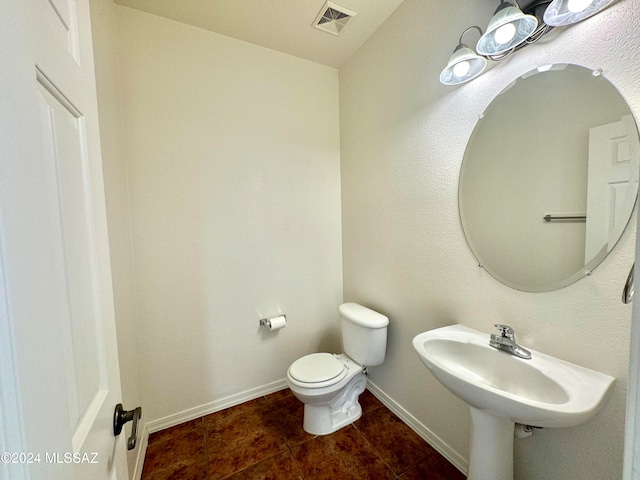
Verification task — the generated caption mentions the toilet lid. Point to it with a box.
[288,353,347,385]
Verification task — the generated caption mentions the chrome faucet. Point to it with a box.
[489,324,532,360]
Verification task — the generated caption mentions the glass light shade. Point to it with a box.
[440,45,488,85]
[543,0,616,26]
[476,3,538,55]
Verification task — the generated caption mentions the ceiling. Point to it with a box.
[113,0,406,68]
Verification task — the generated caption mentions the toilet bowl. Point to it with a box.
[287,353,367,435]
[286,303,389,435]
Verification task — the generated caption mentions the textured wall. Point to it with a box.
[340,0,639,478]
[116,7,343,422]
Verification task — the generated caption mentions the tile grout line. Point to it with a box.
[266,392,307,479]
[355,408,438,478]
[213,394,305,480]
[355,401,402,478]
[352,419,399,479]
[284,442,307,479]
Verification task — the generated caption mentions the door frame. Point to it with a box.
[624,230,640,477]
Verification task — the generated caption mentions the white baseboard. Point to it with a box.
[145,379,288,434]
[366,381,468,476]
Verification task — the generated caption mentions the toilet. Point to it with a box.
[286,302,389,435]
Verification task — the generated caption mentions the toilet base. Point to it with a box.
[301,373,367,435]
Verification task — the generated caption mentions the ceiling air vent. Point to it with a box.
[312,1,356,36]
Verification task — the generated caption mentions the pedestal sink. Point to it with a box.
[413,325,615,480]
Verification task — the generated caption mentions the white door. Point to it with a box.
[0,1,128,479]
[585,115,640,263]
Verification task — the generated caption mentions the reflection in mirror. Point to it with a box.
[459,64,640,292]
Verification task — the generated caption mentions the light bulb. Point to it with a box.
[494,23,516,44]
[453,61,471,78]
[567,0,594,12]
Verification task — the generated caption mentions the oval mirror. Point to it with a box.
[459,64,640,292]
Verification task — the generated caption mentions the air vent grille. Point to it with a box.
[313,1,356,36]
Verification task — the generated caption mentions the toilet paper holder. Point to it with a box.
[259,314,287,330]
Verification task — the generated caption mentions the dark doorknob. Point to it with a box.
[113,404,142,450]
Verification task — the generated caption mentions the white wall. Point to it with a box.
[116,7,343,422]
[340,0,639,478]
[89,0,145,476]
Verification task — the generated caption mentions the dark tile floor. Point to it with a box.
[141,388,466,479]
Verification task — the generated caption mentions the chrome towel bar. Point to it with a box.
[543,214,586,222]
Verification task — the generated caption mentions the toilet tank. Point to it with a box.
[339,303,389,366]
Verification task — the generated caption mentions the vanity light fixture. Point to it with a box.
[543,0,616,26]
[476,2,538,56]
[440,0,618,85]
[440,27,488,86]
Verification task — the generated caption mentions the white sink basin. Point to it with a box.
[413,325,614,428]
[413,325,615,480]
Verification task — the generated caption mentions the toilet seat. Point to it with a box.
[288,353,348,388]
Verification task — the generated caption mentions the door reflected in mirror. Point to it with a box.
[459,64,640,292]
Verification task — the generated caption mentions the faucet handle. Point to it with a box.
[494,324,515,339]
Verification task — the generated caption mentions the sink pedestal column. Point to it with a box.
[467,407,515,480]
